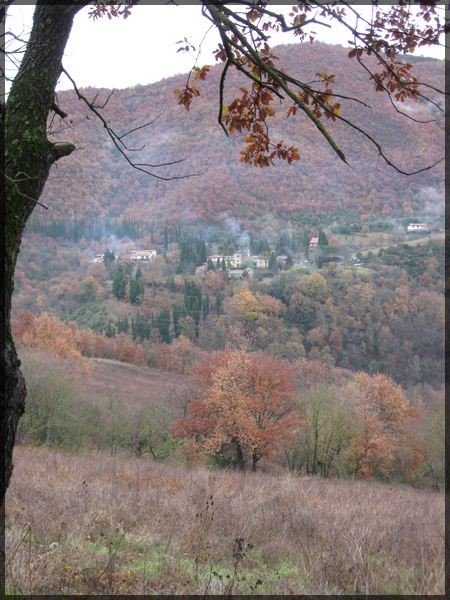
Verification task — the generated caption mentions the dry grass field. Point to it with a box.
[331,230,444,257]
[79,357,191,416]
[5,445,444,595]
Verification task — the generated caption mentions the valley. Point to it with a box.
[6,33,445,596]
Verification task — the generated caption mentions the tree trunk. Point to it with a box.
[234,440,245,471]
[1,3,86,506]
[251,452,259,472]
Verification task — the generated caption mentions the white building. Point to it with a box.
[208,253,242,268]
[128,249,157,261]
[406,223,429,233]
[250,256,269,268]
[90,254,104,263]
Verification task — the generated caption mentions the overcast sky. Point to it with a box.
[5,3,445,93]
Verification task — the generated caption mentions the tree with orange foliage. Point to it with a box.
[173,350,300,471]
[12,312,86,366]
[156,335,199,375]
[223,286,286,346]
[348,372,411,479]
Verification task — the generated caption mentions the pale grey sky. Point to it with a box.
[5,3,445,93]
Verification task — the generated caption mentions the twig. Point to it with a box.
[62,68,204,181]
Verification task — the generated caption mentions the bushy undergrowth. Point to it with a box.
[6,445,444,595]
[17,348,445,490]
[17,349,183,461]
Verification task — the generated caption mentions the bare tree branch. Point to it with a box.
[62,68,204,181]
[198,2,444,175]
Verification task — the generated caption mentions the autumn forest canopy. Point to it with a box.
[32,40,444,227]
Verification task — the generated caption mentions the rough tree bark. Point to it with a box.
[1,3,85,506]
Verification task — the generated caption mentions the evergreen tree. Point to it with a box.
[319,230,329,246]
[191,296,201,336]
[303,230,310,259]
[112,266,127,300]
[173,303,187,337]
[269,251,277,271]
[179,237,208,272]
[202,294,210,320]
[276,231,290,254]
[215,293,224,315]
[183,280,202,336]
[132,312,151,340]
[104,320,116,338]
[154,309,171,343]
[103,248,115,268]
[199,239,207,264]
[116,316,130,334]
[249,234,255,256]
[129,277,142,304]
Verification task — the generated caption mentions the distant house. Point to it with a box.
[309,236,319,249]
[208,253,242,268]
[276,255,288,265]
[90,254,104,263]
[406,223,429,233]
[128,249,157,261]
[250,256,269,269]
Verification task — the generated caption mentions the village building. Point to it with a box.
[309,236,319,249]
[128,249,157,261]
[406,223,429,233]
[208,253,242,268]
[250,255,269,269]
[90,254,104,263]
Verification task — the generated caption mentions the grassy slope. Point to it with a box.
[6,445,444,595]
[79,357,190,418]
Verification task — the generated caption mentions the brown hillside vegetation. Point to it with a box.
[81,357,189,416]
[41,43,444,227]
[6,445,444,595]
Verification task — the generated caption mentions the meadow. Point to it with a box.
[6,444,444,595]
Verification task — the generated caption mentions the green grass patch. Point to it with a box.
[354,266,373,277]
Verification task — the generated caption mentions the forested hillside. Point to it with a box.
[35,43,444,228]
[11,41,444,487]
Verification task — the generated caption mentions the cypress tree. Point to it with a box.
[202,294,210,320]
[112,266,127,300]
